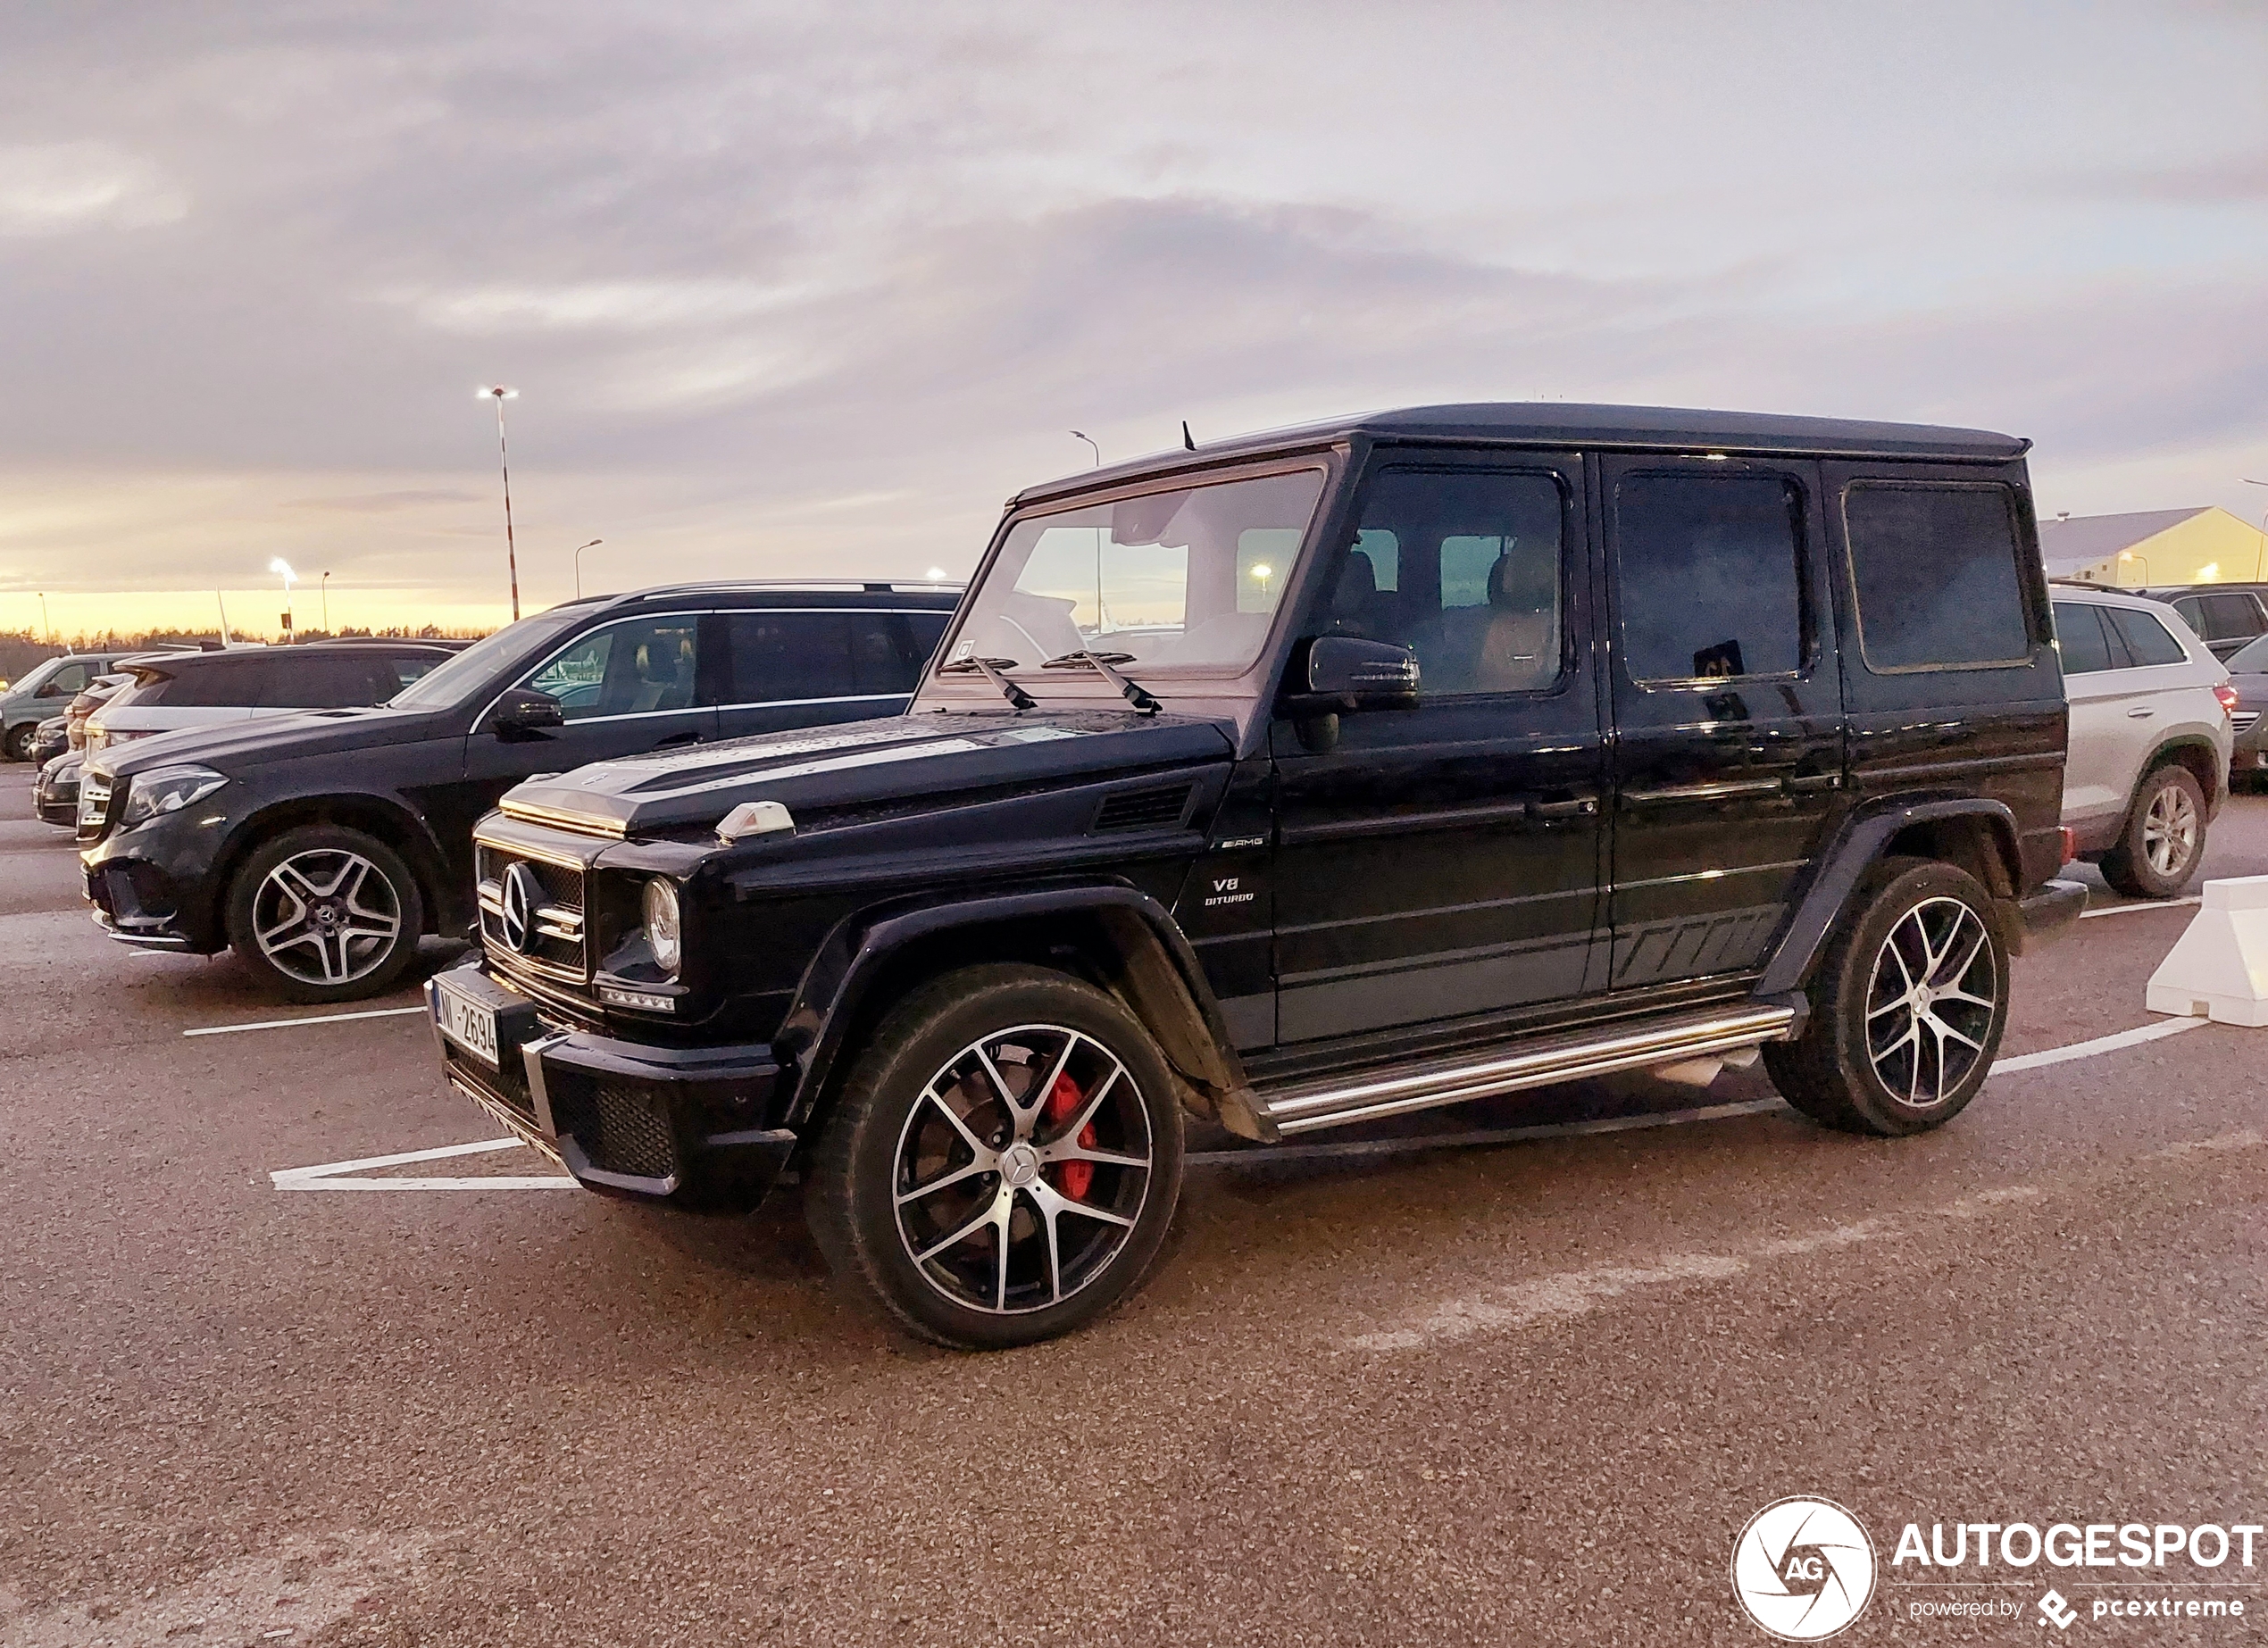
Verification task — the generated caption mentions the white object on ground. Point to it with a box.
[2146,875,2268,1027]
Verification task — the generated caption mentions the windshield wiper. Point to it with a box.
[939,654,1037,711]
[1042,650,1162,715]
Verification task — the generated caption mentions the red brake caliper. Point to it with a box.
[1042,1070,1096,1200]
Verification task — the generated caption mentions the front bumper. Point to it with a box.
[426,963,795,1211]
[2014,878,2088,953]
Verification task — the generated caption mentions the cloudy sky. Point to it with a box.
[2,1,2264,637]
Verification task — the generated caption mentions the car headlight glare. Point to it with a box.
[120,764,228,828]
[643,877,682,977]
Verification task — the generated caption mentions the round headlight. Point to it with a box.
[643,878,681,977]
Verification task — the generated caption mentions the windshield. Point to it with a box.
[386,608,589,709]
[949,468,1325,676]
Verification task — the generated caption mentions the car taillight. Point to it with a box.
[2214,683,2240,717]
[2059,826,2078,866]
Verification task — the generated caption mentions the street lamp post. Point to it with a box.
[572,538,603,599]
[270,559,297,639]
[37,593,50,646]
[321,571,330,635]
[1070,430,1100,468]
[483,387,521,620]
[2119,550,2148,588]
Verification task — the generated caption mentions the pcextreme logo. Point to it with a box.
[1731,1497,1878,1641]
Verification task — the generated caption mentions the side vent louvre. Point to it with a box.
[1092,783,1194,833]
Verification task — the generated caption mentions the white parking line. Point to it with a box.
[271,1136,577,1191]
[1988,1016,2205,1072]
[2080,895,2201,920]
[186,1005,426,1037]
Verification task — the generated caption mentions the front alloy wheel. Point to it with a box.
[808,963,1185,1349]
[226,823,427,1003]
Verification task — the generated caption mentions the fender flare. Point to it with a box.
[1755,798,2023,997]
[214,792,457,936]
[772,879,1255,1132]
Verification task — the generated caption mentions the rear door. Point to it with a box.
[1601,455,1842,987]
[2053,600,2139,836]
[711,606,949,739]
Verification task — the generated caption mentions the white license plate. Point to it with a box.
[434,978,501,1069]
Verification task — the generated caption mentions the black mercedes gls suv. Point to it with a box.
[78,583,957,1001]
[429,404,2084,1349]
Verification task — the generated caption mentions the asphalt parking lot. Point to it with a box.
[4,782,2264,1647]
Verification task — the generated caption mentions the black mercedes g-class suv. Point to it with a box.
[429,404,2084,1350]
[77,582,956,1001]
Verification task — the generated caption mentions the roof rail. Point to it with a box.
[603,578,965,605]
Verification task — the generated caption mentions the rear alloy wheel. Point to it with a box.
[808,964,1184,1349]
[2100,764,2206,899]
[2,723,32,762]
[1764,858,2010,1136]
[226,824,426,1003]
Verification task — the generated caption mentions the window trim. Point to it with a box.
[1839,478,2036,676]
[1614,466,1815,692]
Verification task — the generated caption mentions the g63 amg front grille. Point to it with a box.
[475,845,588,980]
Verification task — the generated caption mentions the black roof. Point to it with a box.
[1014,403,2029,505]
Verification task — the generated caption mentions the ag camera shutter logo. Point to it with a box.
[1732,1496,1878,1640]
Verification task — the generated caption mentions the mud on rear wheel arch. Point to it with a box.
[1755,799,2024,998]
[778,886,1247,1132]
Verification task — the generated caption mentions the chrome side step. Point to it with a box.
[1252,1002,1797,1136]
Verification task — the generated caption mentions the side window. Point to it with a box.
[522,618,699,720]
[1843,482,2030,670]
[40,663,88,698]
[2106,607,2186,667]
[848,612,949,695]
[2052,603,2114,675]
[2200,593,2266,644]
[2171,597,2207,637]
[1615,473,1804,684]
[260,656,404,709]
[388,653,441,689]
[161,660,269,707]
[725,612,856,703]
[1338,468,1564,695]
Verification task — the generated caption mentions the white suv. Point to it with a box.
[2051,586,2233,898]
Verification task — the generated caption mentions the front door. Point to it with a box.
[1601,455,1844,987]
[711,606,951,739]
[1271,454,1607,1044]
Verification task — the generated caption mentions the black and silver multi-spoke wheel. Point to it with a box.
[225,824,426,1003]
[1764,858,2010,1136]
[2101,764,2206,899]
[807,963,1185,1350]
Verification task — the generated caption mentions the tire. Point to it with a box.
[1763,857,2010,1137]
[2,723,32,762]
[2099,764,2206,899]
[224,824,427,1003]
[806,962,1186,1350]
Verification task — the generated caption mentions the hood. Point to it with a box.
[95,704,440,777]
[499,708,1237,839]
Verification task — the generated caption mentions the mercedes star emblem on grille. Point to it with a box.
[499,861,543,954]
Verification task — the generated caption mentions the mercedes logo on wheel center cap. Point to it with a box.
[1000,1143,1041,1188]
[499,861,542,955]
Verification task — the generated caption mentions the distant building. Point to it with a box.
[2040,506,2268,587]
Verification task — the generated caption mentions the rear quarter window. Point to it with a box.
[2106,606,2187,667]
[1843,481,2032,670]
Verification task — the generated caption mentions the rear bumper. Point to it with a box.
[2014,878,2088,953]
[427,964,796,1211]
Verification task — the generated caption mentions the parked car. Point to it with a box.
[2049,585,2231,896]
[1,653,136,760]
[78,583,960,1002]
[34,752,82,827]
[82,641,458,754]
[2218,630,2268,787]
[27,716,69,768]
[63,673,134,750]
[427,402,2084,1350]
[2136,585,2268,663]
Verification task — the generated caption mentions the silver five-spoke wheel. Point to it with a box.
[2143,781,2198,879]
[891,1022,1153,1315]
[251,847,403,987]
[1865,895,1995,1109]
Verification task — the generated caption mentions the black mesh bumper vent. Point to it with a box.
[553,1085,680,1181]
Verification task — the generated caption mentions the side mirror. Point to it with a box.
[489,686,565,738]
[1282,636,1421,715]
